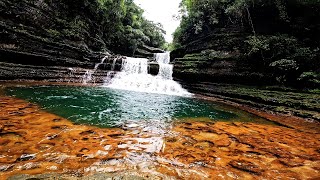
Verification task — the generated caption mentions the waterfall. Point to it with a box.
[104,58,118,83]
[104,52,191,96]
[82,54,109,84]
[155,52,170,64]
[82,70,93,84]
[156,52,173,80]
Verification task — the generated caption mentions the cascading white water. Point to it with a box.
[82,70,93,84]
[122,57,149,75]
[104,58,118,83]
[82,54,110,84]
[104,52,191,96]
[155,52,170,64]
[156,52,173,80]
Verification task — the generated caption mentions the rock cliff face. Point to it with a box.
[172,27,272,85]
[135,45,164,58]
[0,0,162,82]
[171,2,320,87]
[0,0,108,81]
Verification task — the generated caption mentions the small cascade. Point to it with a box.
[82,70,93,84]
[82,54,109,84]
[67,68,75,83]
[156,52,173,80]
[104,58,118,83]
[155,52,170,64]
[104,52,191,96]
[121,57,149,75]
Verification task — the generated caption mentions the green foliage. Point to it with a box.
[246,35,306,62]
[39,0,165,54]
[298,72,320,88]
[103,0,166,55]
[46,29,61,39]
[161,43,175,51]
[246,34,318,85]
[269,59,299,84]
[270,59,298,71]
[173,0,320,87]
[63,16,88,40]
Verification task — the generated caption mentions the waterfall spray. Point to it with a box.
[104,52,191,96]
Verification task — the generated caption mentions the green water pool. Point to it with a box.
[6,86,274,127]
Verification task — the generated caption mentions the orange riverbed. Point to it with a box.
[0,95,319,179]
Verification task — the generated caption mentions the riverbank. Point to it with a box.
[0,87,319,179]
[1,80,320,132]
[182,82,320,123]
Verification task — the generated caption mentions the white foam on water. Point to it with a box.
[104,53,191,96]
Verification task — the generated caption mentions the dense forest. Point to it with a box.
[1,0,165,56]
[171,0,320,88]
[1,0,320,87]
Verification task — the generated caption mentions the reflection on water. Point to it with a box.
[6,86,272,127]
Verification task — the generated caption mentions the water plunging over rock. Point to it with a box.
[156,52,173,80]
[104,52,190,96]
[82,54,110,84]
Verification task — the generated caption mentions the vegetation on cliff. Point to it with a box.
[1,0,165,57]
[172,0,320,88]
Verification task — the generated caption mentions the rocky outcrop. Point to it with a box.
[0,0,111,82]
[0,0,167,83]
[172,28,273,85]
[0,0,165,82]
[0,60,112,83]
[171,2,320,87]
[181,82,320,121]
[135,45,165,58]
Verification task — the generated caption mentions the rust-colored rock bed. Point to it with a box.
[0,95,319,179]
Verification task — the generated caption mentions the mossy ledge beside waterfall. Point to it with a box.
[104,52,190,96]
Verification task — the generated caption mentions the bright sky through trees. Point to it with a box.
[134,0,181,42]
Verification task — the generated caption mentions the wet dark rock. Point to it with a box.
[76,154,84,158]
[246,151,262,155]
[47,134,59,140]
[298,154,320,161]
[8,111,25,116]
[108,133,124,138]
[0,132,21,137]
[260,147,293,158]
[166,137,177,143]
[0,164,14,172]
[79,130,96,136]
[52,118,62,122]
[229,160,263,175]
[279,158,305,167]
[16,154,36,162]
[51,125,68,130]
